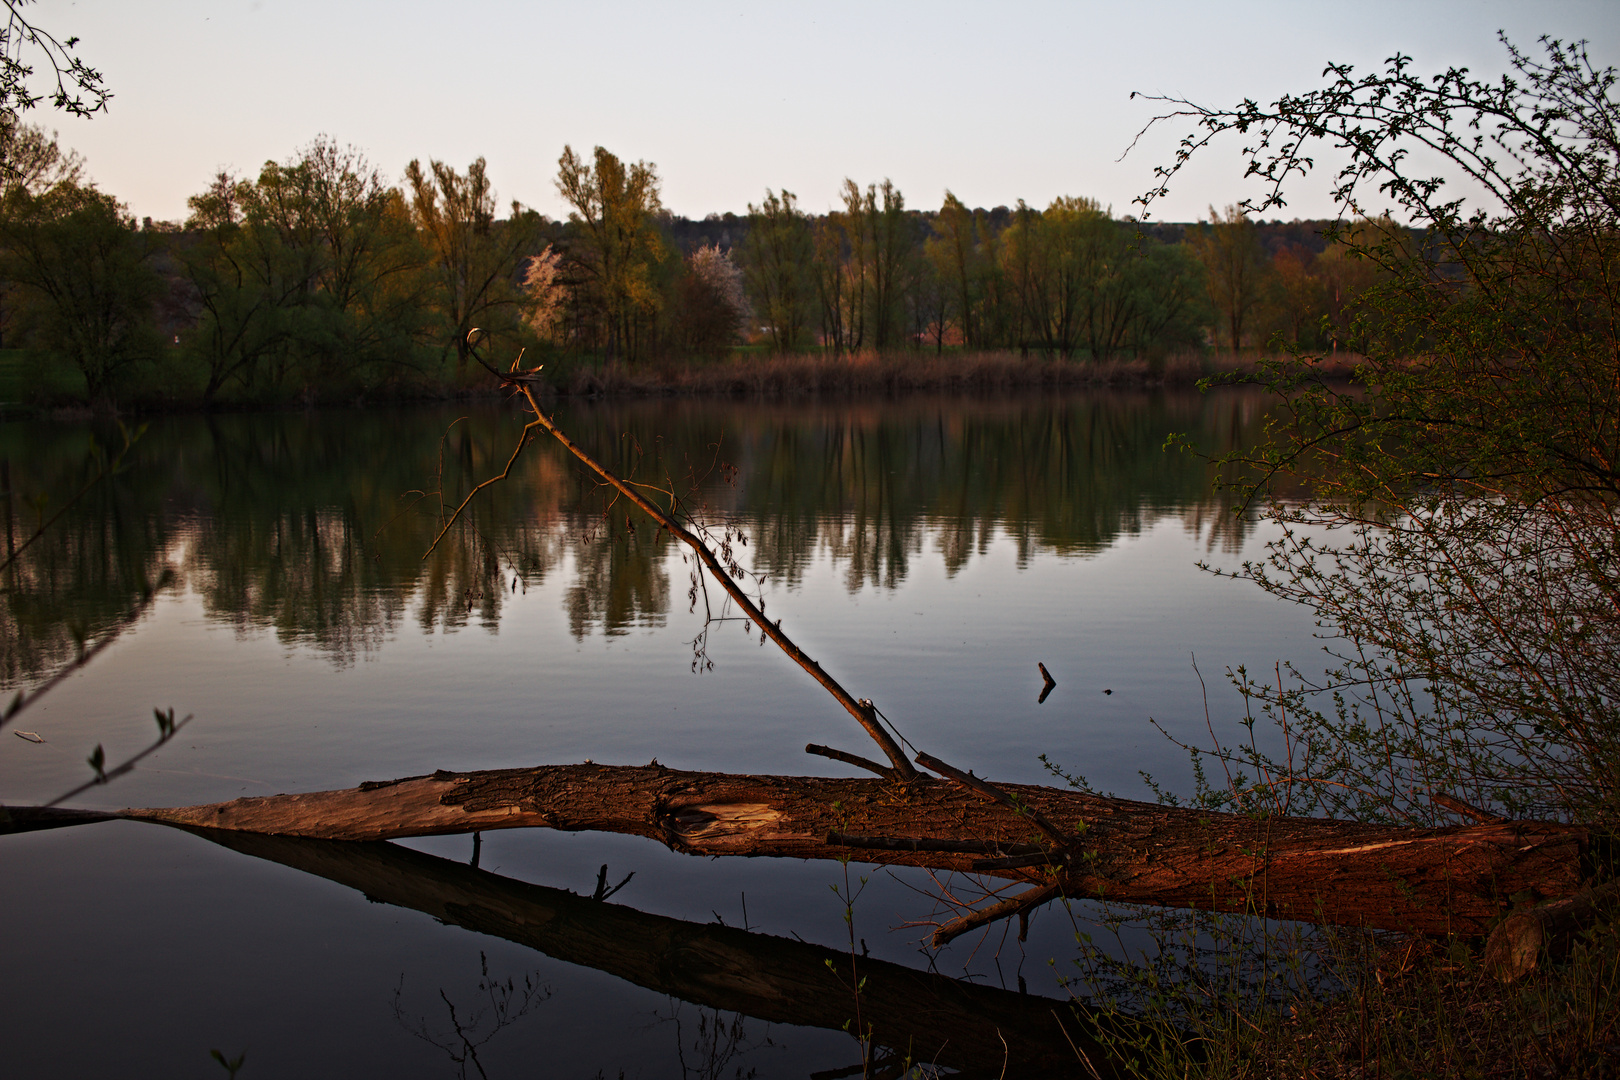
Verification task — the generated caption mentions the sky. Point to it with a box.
[29,0,1620,226]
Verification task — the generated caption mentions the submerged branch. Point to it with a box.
[439,338,915,779]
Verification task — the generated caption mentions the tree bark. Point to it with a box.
[105,761,1592,937]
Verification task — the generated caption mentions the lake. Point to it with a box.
[1,388,1316,1078]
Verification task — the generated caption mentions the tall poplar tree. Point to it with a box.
[554,145,666,362]
[1187,204,1268,351]
[406,156,542,376]
[741,189,813,352]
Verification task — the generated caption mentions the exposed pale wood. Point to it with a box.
[1482,881,1620,981]
[108,762,1593,936]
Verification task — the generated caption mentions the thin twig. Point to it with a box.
[2,573,170,732]
[444,333,917,778]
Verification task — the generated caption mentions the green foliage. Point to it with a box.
[742,189,813,353]
[179,139,434,403]
[0,180,161,406]
[0,3,109,122]
[554,145,668,363]
[1186,205,1267,352]
[405,155,545,378]
[1055,31,1620,1080]
[924,191,987,349]
[1141,36,1620,826]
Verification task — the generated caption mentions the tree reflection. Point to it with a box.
[392,951,551,1080]
[2,390,1269,683]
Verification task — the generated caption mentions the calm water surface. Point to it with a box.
[1,390,1315,1078]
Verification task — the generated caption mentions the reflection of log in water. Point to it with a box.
[96,762,1591,936]
[182,827,1107,1079]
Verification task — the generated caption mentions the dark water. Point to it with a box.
[1,390,1312,1078]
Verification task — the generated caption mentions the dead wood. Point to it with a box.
[90,761,1592,937]
[431,356,917,780]
[1482,881,1620,981]
[177,826,1110,1078]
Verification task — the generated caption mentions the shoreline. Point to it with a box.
[3,349,1364,421]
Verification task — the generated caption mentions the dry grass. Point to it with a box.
[1244,925,1620,1079]
[1082,918,1620,1080]
[547,349,1366,398]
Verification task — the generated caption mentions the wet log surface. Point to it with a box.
[181,827,1105,1078]
[114,762,1592,936]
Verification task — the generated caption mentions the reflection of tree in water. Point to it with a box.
[0,420,179,683]
[4,390,1271,680]
[181,409,571,660]
[659,1001,779,1080]
[726,391,1267,590]
[564,517,671,638]
[391,951,550,1080]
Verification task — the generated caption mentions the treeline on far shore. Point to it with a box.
[0,126,1384,412]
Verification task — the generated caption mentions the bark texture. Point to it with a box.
[118,762,1593,936]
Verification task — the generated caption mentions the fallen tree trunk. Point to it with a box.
[99,761,1592,937]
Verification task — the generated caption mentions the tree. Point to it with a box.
[0,119,80,347]
[554,145,666,363]
[831,179,871,351]
[926,191,987,349]
[179,140,427,400]
[0,117,80,197]
[405,156,543,377]
[1140,36,1620,824]
[740,189,813,352]
[811,209,854,354]
[1117,239,1207,358]
[0,1,108,126]
[519,246,564,342]
[1262,243,1324,347]
[1185,204,1268,351]
[263,139,426,384]
[862,179,912,350]
[179,169,299,401]
[671,244,745,355]
[996,200,1043,355]
[0,181,158,406]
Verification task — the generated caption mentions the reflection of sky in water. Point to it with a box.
[3,511,1320,1077]
[1,395,1324,1077]
[4,514,1314,811]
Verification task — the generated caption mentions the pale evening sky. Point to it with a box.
[32,0,1620,226]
